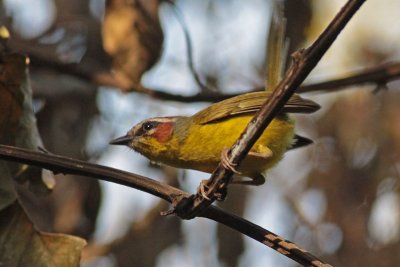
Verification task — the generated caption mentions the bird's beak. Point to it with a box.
[109,135,133,146]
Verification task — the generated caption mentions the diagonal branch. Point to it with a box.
[172,0,367,219]
[0,144,332,267]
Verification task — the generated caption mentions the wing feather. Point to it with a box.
[193,91,319,125]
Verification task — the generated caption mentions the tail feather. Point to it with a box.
[289,134,313,150]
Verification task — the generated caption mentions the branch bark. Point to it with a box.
[17,37,400,103]
[0,144,331,267]
[298,61,400,93]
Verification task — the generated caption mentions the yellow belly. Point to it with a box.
[174,115,294,175]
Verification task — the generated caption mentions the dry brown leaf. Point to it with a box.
[0,52,54,201]
[0,201,86,267]
[102,0,163,90]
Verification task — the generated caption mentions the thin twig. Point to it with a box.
[172,0,367,219]
[298,61,400,93]
[17,39,400,102]
[165,0,209,92]
[0,144,331,267]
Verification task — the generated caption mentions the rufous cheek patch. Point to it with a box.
[154,122,173,143]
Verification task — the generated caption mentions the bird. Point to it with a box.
[110,91,319,186]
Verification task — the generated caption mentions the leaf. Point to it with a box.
[0,201,86,267]
[0,52,55,200]
[102,0,163,90]
[0,53,85,266]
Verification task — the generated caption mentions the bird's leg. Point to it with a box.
[193,148,235,202]
[231,147,271,185]
[248,147,273,160]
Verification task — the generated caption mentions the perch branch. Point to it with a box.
[0,144,331,267]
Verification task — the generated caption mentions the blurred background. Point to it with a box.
[2,0,400,266]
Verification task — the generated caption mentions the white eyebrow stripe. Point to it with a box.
[150,117,177,123]
[131,117,177,137]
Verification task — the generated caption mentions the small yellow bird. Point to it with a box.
[110,91,319,185]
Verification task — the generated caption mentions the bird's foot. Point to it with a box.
[221,148,242,175]
[198,180,211,200]
[197,179,227,201]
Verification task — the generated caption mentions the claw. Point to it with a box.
[221,148,242,175]
[198,180,211,200]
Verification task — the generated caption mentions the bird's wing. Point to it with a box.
[193,91,320,125]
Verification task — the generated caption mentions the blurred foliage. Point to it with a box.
[0,0,400,267]
[0,50,85,265]
[0,202,86,267]
[0,51,53,201]
[305,90,400,267]
[103,0,163,90]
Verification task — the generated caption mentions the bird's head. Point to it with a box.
[110,117,178,156]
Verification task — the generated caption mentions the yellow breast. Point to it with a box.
[172,115,294,175]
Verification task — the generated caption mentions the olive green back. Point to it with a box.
[192,91,319,125]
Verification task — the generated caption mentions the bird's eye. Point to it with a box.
[142,122,155,131]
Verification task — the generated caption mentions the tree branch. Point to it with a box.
[173,0,367,219]
[0,144,331,267]
[15,37,400,103]
[299,61,400,93]
[165,0,209,92]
